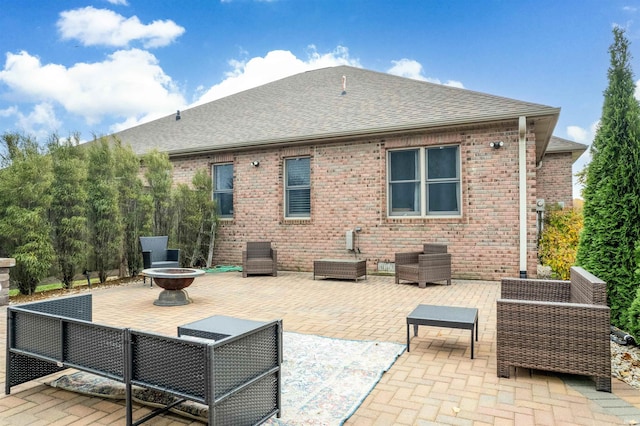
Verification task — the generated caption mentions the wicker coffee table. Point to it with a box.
[313,258,367,282]
[406,304,478,359]
[178,315,268,341]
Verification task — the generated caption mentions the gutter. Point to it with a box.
[162,109,561,158]
[519,116,527,278]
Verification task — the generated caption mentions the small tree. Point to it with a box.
[113,138,152,277]
[48,133,88,288]
[172,169,217,267]
[86,137,123,283]
[0,133,54,294]
[192,169,219,268]
[143,150,173,237]
[576,27,640,328]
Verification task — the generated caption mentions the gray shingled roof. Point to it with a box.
[116,65,560,159]
[546,136,588,162]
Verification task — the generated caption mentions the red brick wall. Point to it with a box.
[536,152,574,209]
[168,121,550,281]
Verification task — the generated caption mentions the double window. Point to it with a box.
[212,163,233,218]
[388,145,460,217]
[285,157,310,218]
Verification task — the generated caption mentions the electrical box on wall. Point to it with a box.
[346,230,354,250]
[536,199,545,212]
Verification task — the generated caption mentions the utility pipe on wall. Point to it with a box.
[518,116,527,278]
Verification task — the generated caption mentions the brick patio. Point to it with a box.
[1,271,639,425]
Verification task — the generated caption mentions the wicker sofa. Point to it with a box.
[395,243,452,288]
[496,266,611,391]
[5,294,283,425]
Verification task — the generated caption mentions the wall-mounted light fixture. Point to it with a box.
[489,141,504,149]
[251,160,260,167]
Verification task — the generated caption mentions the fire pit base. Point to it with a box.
[141,267,205,307]
[154,289,191,306]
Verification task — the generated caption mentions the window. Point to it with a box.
[285,157,310,218]
[389,150,420,214]
[212,163,233,218]
[388,146,460,216]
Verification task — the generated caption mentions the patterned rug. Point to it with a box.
[46,332,405,425]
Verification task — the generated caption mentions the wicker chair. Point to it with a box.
[496,266,611,391]
[140,236,180,287]
[394,243,452,288]
[242,242,277,278]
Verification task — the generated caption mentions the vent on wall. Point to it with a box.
[346,230,354,250]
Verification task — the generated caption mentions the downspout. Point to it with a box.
[518,116,527,278]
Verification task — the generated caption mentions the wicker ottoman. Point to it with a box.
[313,259,367,282]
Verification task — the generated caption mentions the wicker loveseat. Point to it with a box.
[496,266,611,392]
[242,242,277,278]
[5,294,283,425]
[395,243,452,288]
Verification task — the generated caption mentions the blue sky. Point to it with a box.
[2,1,640,197]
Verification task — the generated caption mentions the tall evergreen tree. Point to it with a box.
[86,137,123,283]
[113,138,152,277]
[48,134,88,288]
[576,27,640,328]
[0,133,54,294]
[143,149,173,236]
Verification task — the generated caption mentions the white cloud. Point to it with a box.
[567,125,589,143]
[0,106,18,117]
[57,7,185,48]
[387,59,425,80]
[387,58,464,88]
[106,0,129,5]
[193,45,360,105]
[14,103,62,140]
[0,49,186,130]
[567,121,599,199]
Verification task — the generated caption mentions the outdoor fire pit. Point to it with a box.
[141,267,205,306]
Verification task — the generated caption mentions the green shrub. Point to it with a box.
[538,207,583,280]
[627,243,640,339]
[627,287,640,341]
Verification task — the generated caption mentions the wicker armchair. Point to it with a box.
[140,236,180,287]
[242,242,277,278]
[496,266,611,392]
[395,243,452,288]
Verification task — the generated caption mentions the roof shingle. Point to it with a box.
[116,65,561,157]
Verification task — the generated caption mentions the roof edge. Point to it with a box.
[165,109,561,158]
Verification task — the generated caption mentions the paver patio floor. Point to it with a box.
[1,271,639,425]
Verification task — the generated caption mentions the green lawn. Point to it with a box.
[9,277,102,297]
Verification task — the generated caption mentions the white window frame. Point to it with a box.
[387,145,461,218]
[284,156,311,219]
[212,163,234,219]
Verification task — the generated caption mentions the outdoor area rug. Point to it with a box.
[46,332,406,425]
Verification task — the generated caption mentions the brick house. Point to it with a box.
[116,66,586,280]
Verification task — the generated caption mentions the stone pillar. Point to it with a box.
[0,258,15,306]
